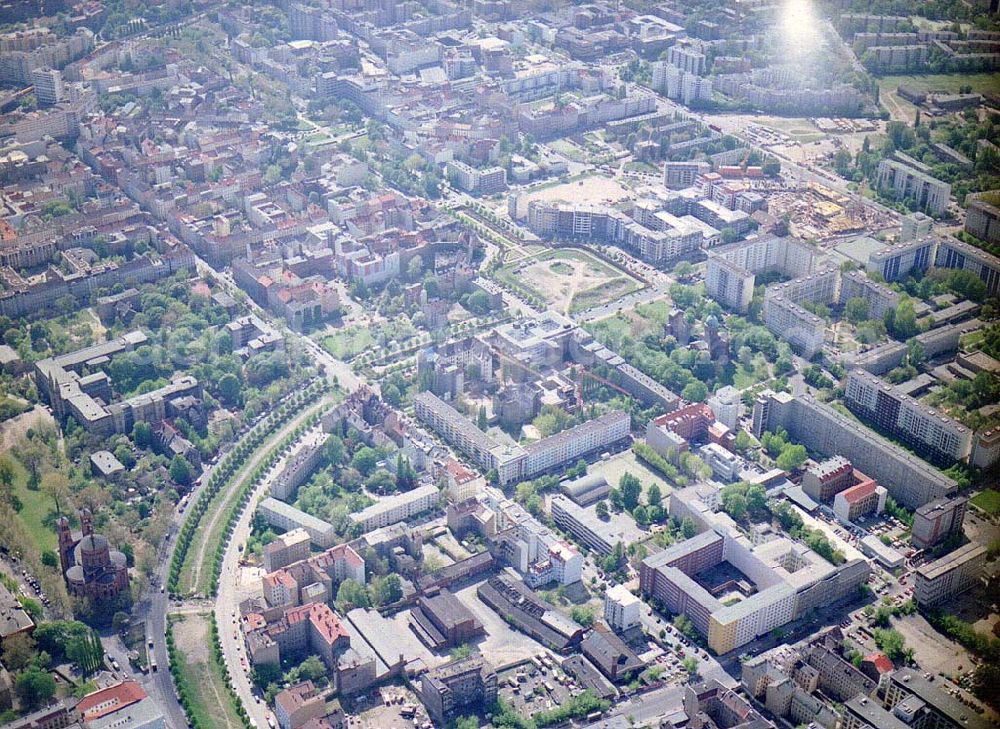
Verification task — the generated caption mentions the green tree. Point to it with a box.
[218,372,242,405]
[620,473,642,511]
[297,655,327,682]
[681,381,708,403]
[477,406,488,432]
[335,579,371,611]
[16,668,55,709]
[381,383,401,407]
[2,633,36,671]
[324,435,345,467]
[873,628,907,662]
[681,517,697,539]
[351,446,380,476]
[372,574,403,606]
[132,421,153,449]
[647,483,662,507]
[168,455,194,486]
[844,297,869,324]
[570,605,595,628]
[776,444,808,471]
[596,500,610,520]
[251,662,282,689]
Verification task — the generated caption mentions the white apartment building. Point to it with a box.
[604,584,641,631]
[707,385,742,430]
[845,369,973,464]
[259,497,338,548]
[348,484,441,532]
[876,158,951,216]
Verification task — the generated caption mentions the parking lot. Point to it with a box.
[453,579,546,667]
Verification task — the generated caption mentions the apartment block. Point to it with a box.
[348,484,440,532]
[965,192,1000,246]
[259,497,337,548]
[844,369,973,465]
[651,62,713,104]
[551,493,645,556]
[446,160,507,195]
[414,390,527,484]
[706,235,823,314]
[666,43,707,74]
[914,542,986,607]
[261,542,364,609]
[935,236,1000,296]
[664,161,710,190]
[664,487,870,654]
[416,391,629,486]
[419,656,498,726]
[762,295,826,358]
[911,496,967,550]
[900,212,933,242]
[839,269,900,321]
[263,528,312,573]
[270,438,327,502]
[883,668,994,729]
[832,477,886,523]
[604,584,641,631]
[801,456,855,502]
[875,157,951,216]
[866,236,935,282]
[752,390,956,508]
[30,67,64,105]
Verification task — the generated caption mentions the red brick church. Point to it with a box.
[57,508,130,602]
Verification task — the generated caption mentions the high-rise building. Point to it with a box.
[752,390,956,508]
[899,212,933,241]
[30,66,63,105]
[911,496,968,550]
[664,160,710,190]
[875,156,951,216]
[604,584,641,631]
[707,385,742,430]
[965,192,1000,246]
[866,236,935,282]
[914,542,985,607]
[844,369,973,465]
[934,236,1000,296]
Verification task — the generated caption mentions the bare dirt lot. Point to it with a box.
[497,248,642,315]
[513,174,631,219]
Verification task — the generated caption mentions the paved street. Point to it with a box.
[215,423,331,728]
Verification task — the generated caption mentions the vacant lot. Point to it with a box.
[495,248,642,315]
[169,613,244,729]
[454,580,547,669]
[512,174,631,219]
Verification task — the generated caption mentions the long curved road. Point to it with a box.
[215,422,332,727]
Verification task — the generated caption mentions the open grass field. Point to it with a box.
[878,73,1000,120]
[321,326,376,360]
[5,455,61,554]
[971,489,1000,516]
[495,248,642,315]
[168,613,245,729]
